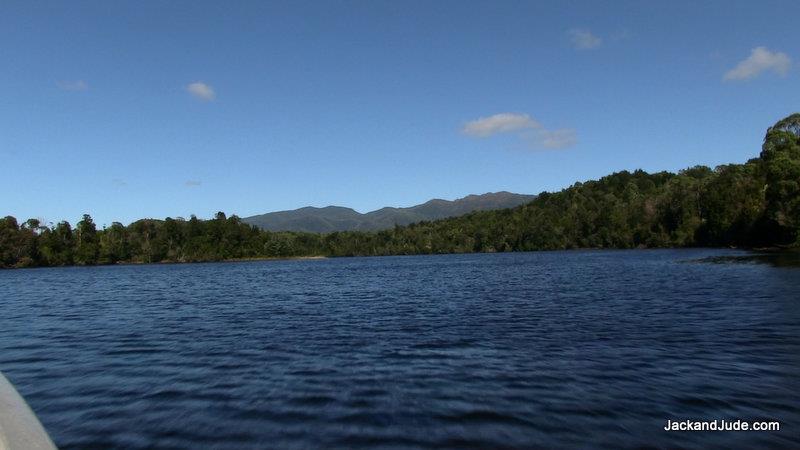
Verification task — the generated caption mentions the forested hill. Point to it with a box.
[242,192,536,233]
[1,114,799,268]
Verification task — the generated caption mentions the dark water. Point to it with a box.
[1,250,799,449]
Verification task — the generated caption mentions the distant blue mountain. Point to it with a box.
[242,192,536,233]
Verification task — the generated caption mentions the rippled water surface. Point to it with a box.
[1,250,799,449]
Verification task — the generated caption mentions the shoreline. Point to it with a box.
[3,247,798,271]
[113,255,329,266]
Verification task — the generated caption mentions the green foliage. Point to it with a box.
[760,113,800,244]
[0,216,32,267]
[75,214,100,265]
[38,221,74,267]
[1,113,800,269]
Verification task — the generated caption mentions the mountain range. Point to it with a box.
[242,192,536,233]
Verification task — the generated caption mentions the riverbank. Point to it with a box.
[3,247,800,270]
[1,255,329,270]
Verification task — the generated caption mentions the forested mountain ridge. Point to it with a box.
[1,114,799,268]
[241,192,536,232]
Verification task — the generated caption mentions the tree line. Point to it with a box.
[2,114,798,269]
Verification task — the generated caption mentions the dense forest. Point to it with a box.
[2,114,799,269]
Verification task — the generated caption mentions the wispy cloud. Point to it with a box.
[568,29,602,50]
[463,113,540,137]
[57,80,88,91]
[536,129,578,149]
[610,29,631,42]
[185,180,202,187]
[723,47,791,81]
[463,112,577,150]
[186,82,215,101]
[112,178,128,187]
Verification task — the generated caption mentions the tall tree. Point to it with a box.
[75,214,100,265]
[760,113,800,245]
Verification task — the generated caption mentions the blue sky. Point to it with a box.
[2,1,799,227]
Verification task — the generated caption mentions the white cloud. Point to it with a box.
[569,29,602,50]
[463,112,577,150]
[57,80,88,91]
[185,180,202,187]
[723,47,791,81]
[462,113,541,137]
[186,82,215,101]
[537,129,578,149]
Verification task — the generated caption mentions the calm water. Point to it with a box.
[1,250,799,449]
